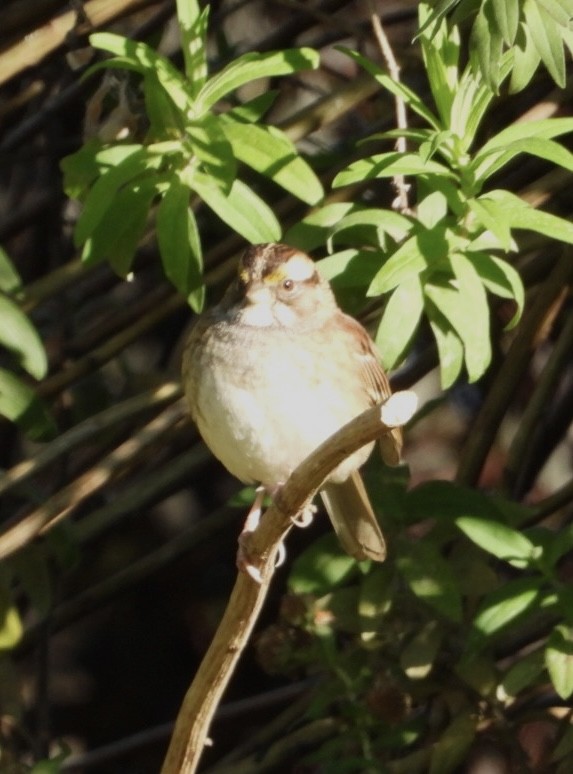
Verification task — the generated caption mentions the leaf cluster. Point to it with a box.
[61,0,323,311]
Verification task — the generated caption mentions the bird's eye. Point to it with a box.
[282,278,295,291]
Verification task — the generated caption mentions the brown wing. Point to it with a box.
[338,313,403,466]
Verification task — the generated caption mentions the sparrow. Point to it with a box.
[182,243,402,563]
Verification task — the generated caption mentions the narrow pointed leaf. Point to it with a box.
[397,540,463,622]
[334,152,454,188]
[0,296,47,379]
[339,48,442,130]
[176,0,209,96]
[524,0,566,86]
[469,251,524,329]
[376,276,424,369]
[81,178,157,276]
[89,33,194,113]
[493,0,520,44]
[188,114,236,193]
[197,49,319,111]
[193,173,281,243]
[427,303,464,388]
[157,175,204,311]
[546,625,573,700]
[455,516,538,568]
[220,119,323,204]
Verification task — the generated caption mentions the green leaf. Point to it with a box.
[501,648,545,697]
[288,534,358,595]
[468,198,512,250]
[493,0,520,44]
[197,48,319,111]
[471,577,541,639]
[61,140,136,200]
[429,712,476,774]
[368,224,453,296]
[482,190,573,244]
[455,516,538,568]
[427,303,464,388]
[188,113,236,193]
[470,4,504,90]
[473,134,573,184]
[339,48,442,130]
[157,175,204,311]
[220,119,323,205]
[333,152,454,188]
[401,621,443,679]
[0,581,23,650]
[74,146,159,244]
[425,253,492,382]
[375,276,424,369]
[284,203,355,251]
[176,0,209,96]
[510,22,542,92]
[477,117,573,157]
[143,72,187,138]
[193,173,281,243]
[81,178,158,276]
[89,33,194,114]
[537,0,573,26]
[0,367,56,441]
[227,91,279,123]
[0,247,22,293]
[316,249,382,286]
[469,251,524,329]
[358,564,395,635]
[0,295,47,379]
[524,0,566,86]
[546,625,573,699]
[328,208,411,247]
[397,539,463,622]
[420,12,460,125]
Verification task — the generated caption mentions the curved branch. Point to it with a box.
[160,390,417,774]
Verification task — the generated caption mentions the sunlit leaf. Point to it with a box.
[333,152,454,188]
[188,113,236,193]
[455,516,539,568]
[397,540,463,622]
[89,33,194,113]
[471,578,541,639]
[176,0,209,96]
[288,534,359,595]
[376,276,424,369]
[197,48,319,111]
[221,119,323,204]
[0,296,47,379]
[427,303,464,388]
[524,0,566,86]
[193,173,281,243]
[546,625,573,700]
[0,248,22,294]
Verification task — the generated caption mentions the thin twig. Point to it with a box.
[456,251,573,486]
[160,390,417,773]
[0,399,189,561]
[0,0,158,87]
[367,0,410,212]
[504,308,573,498]
[0,382,181,499]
